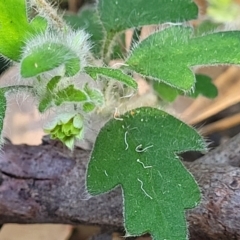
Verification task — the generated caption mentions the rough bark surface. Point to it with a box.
[0,135,240,240]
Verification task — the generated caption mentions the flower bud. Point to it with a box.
[44,112,84,150]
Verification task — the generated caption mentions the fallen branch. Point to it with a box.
[0,136,240,240]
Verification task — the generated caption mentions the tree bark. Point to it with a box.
[0,135,240,240]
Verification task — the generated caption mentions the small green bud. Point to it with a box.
[44,113,84,150]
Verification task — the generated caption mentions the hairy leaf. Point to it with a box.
[87,107,206,240]
[126,26,240,91]
[54,85,88,106]
[47,76,61,92]
[83,102,96,112]
[83,84,104,106]
[98,0,198,59]
[153,74,218,102]
[38,76,62,113]
[0,0,47,61]
[85,66,137,89]
[38,81,103,113]
[38,96,52,113]
[98,0,198,34]
[21,42,80,78]
[38,84,88,113]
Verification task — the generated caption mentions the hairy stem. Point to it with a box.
[102,32,116,64]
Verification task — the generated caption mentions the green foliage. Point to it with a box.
[46,76,61,92]
[85,66,138,89]
[38,81,103,113]
[0,0,47,61]
[153,74,218,102]
[87,107,206,240]
[53,85,88,106]
[44,113,84,150]
[98,0,198,59]
[83,84,104,107]
[126,26,240,91]
[21,42,80,77]
[98,0,198,34]
[0,1,237,239]
[38,76,62,112]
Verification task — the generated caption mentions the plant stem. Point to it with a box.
[102,31,116,64]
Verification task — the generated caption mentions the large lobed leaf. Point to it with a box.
[98,0,198,34]
[87,107,206,240]
[97,0,198,60]
[126,27,240,91]
[0,0,47,61]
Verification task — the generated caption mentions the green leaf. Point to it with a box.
[153,81,179,102]
[38,76,62,113]
[87,107,206,240]
[64,7,104,57]
[153,74,218,102]
[85,66,138,89]
[187,74,218,98]
[54,85,88,106]
[83,84,104,106]
[21,42,80,78]
[83,102,96,112]
[39,81,103,113]
[0,0,47,61]
[0,89,6,144]
[98,0,198,34]
[38,96,52,113]
[126,26,240,91]
[47,76,61,92]
[98,0,198,60]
